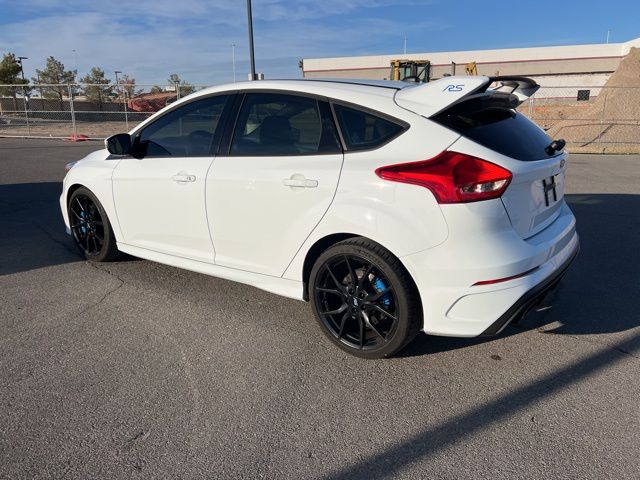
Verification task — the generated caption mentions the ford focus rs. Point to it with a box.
[61,76,578,358]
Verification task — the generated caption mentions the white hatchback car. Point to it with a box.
[61,76,578,358]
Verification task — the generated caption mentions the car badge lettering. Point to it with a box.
[443,84,464,92]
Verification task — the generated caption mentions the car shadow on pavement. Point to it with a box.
[0,182,83,276]
[0,182,142,276]
[400,193,640,357]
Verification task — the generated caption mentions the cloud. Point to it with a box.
[0,1,444,85]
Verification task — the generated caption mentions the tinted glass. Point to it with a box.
[138,95,228,157]
[433,105,555,161]
[333,104,404,150]
[230,93,340,156]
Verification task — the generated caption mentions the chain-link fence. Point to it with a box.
[519,85,640,153]
[0,83,209,141]
[2,83,640,153]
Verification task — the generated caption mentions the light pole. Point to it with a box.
[231,44,236,82]
[115,70,129,130]
[17,56,28,102]
[17,56,30,133]
[246,0,256,80]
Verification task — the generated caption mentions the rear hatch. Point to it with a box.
[395,76,566,239]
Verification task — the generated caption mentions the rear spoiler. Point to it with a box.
[488,76,540,103]
[394,75,539,118]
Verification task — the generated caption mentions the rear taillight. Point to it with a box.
[375,151,512,204]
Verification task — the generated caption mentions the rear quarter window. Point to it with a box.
[433,106,556,161]
[333,104,405,151]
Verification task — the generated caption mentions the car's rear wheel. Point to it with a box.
[309,238,421,359]
[68,187,119,262]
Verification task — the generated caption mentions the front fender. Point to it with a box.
[60,149,122,240]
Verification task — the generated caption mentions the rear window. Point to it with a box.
[333,104,405,151]
[433,101,556,161]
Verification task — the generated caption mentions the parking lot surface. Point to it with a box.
[1,138,639,479]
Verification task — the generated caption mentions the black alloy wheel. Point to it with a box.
[310,238,421,358]
[68,187,119,262]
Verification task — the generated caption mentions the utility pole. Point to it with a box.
[247,0,256,80]
[17,56,30,133]
[403,34,407,55]
[606,28,611,44]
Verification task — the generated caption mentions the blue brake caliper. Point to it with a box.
[373,277,391,307]
[80,211,87,234]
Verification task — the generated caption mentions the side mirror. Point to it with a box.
[105,133,132,155]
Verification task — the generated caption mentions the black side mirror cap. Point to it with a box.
[105,133,132,155]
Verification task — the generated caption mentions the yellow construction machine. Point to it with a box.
[465,61,478,75]
[389,59,431,82]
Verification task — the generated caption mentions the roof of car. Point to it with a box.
[287,78,411,89]
[193,78,412,98]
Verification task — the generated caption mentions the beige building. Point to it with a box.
[301,37,640,94]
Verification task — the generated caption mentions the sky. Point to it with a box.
[1,0,639,86]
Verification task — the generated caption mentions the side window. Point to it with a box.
[138,95,229,157]
[230,93,341,156]
[333,104,405,151]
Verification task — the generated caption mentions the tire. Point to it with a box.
[309,237,422,359]
[68,187,120,262]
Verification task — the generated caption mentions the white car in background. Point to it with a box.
[61,76,578,358]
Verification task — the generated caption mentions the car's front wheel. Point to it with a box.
[309,238,422,359]
[68,187,119,262]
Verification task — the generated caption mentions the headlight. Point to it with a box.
[64,161,78,173]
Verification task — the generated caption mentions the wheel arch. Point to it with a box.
[302,233,356,300]
[66,183,86,206]
[301,233,422,312]
[65,182,122,244]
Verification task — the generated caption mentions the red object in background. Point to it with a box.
[65,134,89,142]
[128,92,177,112]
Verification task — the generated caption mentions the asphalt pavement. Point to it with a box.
[1,138,639,479]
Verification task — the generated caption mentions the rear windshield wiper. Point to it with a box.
[545,139,566,156]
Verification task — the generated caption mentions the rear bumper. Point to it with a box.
[480,241,579,336]
[400,199,579,337]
